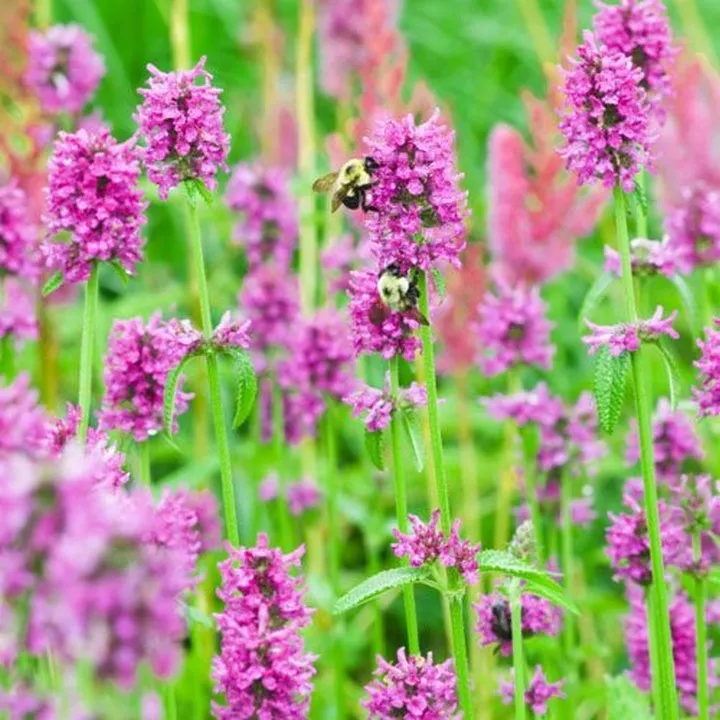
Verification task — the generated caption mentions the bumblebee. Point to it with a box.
[312,156,379,213]
[369,263,429,327]
[490,601,513,643]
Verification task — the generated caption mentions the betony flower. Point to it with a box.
[135,57,230,199]
[593,0,676,117]
[363,110,469,271]
[321,234,373,295]
[604,236,681,277]
[583,305,678,356]
[626,399,704,481]
[474,280,554,376]
[0,180,39,280]
[0,374,48,459]
[626,584,718,714]
[211,534,316,719]
[287,479,322,517]
[363,648,459,720]
[25,24,105,115]
[0,279,38,349]
[500,666,565,716]
[42,128,147,284]
[694,319,720,417]
[348,268,422,361]
[474,592,563,656]
[344,371,427,432]
[559,31,652,192]
[98,314,196,441]
[483,383,561,427]
[210,312,252,353]
[225,163,298,271]
[392,510,481,585]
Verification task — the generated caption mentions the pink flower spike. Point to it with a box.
[500,665,565,715]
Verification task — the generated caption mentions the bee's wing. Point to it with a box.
[331,185,351,213]
[312,171,339,194]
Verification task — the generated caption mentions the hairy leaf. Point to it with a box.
[430,268,446,300]
[163,353,198,435]
[670,274,699,337]
[109,259,130,286]
[333,566,430,615]
[593,346,630,434]
[42,271,65,297]
[400,409,425,472]
[230,349,258,428]
[578,272,614,327]
[655,341,681,411]
[523,578,580,615]
[606,676,653,720]
[365,429,385,471]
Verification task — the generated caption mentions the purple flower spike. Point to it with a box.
[25,24,105,115]
[694,319,720,417]
[474,280,555,376]
[559,31,652,192]
[135,57,230,199]
[0,181,39,281]
[0,279,38,350]
[211,534,316,719]
[500,666,565,716]
[42,128,147,285]
[604,237,681,278]
[211,312,252,352]
[363,648,459,719]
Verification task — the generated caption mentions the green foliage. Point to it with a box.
[364,429,386,471]
[578,272,614,327]
[163,352,200,435]
[654,341,681,411]
[228,348,257,428]
[593,346,630,435]
[42,271,65,297]
[400,409,425,472]
[606,676,653,720]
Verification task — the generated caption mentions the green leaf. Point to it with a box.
[593,345,630,434]
[477,549,557,584]
[163,353,199,435]
[519,423,540,459]
[523,578,580,615]
[654,341,681,411]
[430,268,446,300]
[578,272,614,327]
[365,429,385,471]
[109,259,130,286]
[333,566,431,615]
[42,271,65,297]
[196,181,214,206]
[669,274,699,336]
[230,349,257,428]
[182,603,214,629]
[183,178,213,206]
[606,675,653,720]
[400,409,424,472]
[633,179,649,217]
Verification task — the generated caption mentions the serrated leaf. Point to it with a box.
[230,349,257,428]
[109,259,130,286]
[633,179,649,217]
[654,341,681,411]
[42,271,65,297]
[183,179,199,206]
[333,566,430,615]
[365,429,385,471]
[593,346,630,434]
[400,409,424,472]
[477,549,558,584]
[523,578,580,615]
[163,353,198,435]
[578,272,614,327]
[669,274,699,336]
[196,181,214,206]
[430,268,446,300]
[606,675,653,720]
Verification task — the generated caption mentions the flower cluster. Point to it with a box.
[344,371,427,432]
[348,268,422,361]
[392,510,481,585]
[626,399,704,481]
[363,649,459,720]
[42,128,147,284]
[474,592,562,656]
[212,535,316,719]
[225,163,298,270]
[625,585,718,713]
[363,110,468,271]
[321,233,373,295]
[593,0,676,115]
[500,666,565,716]
[25,24,105,115]
[604,237,681,278]
[559,31,651,192]
[0,181,39,280]
[0,279,38,348]
[98,314,199,441]
[0,374,49,459]
[583,305,678,356]
[474,280,554,375]
[259,475,323,517]
[694,319,720,417]
[135,57,230,199]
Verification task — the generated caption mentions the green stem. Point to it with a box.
[417,272,473,717]
[78,264,99,444]
[559,472,574,657]
[693,533,709,720]
[614,185,678,720]
[35,0,52,27]
[164,682,178,720]
[272,382,293,550]
[510,582,528,720]
[0,336,16,381]
[138,442,151,485]
[187,199,239,546]
[389,356,420,655]
[170,0,190,68]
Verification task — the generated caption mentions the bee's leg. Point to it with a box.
[360,190,380,213]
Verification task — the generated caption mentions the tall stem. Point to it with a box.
[559,472,574,655]
[78,264,99,443]
[389,356,420,655]
[138,442,151,486]
[614,185,678,720]
[187,199,239,546]
[519,426,544,567]
[170,0,190,68]
[272,382,292,550]
[510,581,527,720]
[693,533,709,720]
[417,271,473,718]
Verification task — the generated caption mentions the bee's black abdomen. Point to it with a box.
[342,193,361,210]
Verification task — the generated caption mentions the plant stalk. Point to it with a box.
[693,532,709,720]
[138,442,152,486]
[614,185,678,720]
[187,198,239,546]
[272,382,293,550]
[78,263,99,443]
[417,271,473,718]
[389,355,420,655]
[559,471,574,656]
[510,581,528,720]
